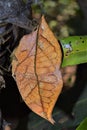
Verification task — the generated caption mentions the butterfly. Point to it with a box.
[12,16,63,124]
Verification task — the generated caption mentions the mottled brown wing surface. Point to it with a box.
[12,16,63,124]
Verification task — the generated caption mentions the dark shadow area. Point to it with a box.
[0,75,30,129]
[57,63,87,117]
[67,15,87,36]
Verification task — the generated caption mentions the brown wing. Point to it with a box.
[12,16,63,124]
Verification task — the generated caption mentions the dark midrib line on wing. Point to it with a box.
[34,27,45,114]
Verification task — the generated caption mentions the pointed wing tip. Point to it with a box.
[48,118,55,124]
[41,15,45,22]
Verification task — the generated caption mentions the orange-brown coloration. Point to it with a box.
[12,16,63,124]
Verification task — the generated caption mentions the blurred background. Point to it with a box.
[32,0,87,37]
[0,0,87,130]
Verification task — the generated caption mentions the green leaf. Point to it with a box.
[76,118,87,130]
[60,36,87,67]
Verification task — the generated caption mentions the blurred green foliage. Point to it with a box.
[32,0,84,38]
[76,118,87,130]
[61,36,87,67]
